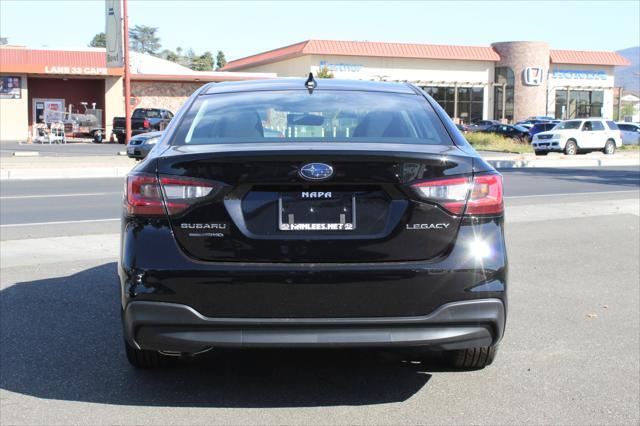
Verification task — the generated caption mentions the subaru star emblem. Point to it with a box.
[299,163,334,181]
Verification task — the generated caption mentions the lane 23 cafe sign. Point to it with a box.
[44,66,109,75]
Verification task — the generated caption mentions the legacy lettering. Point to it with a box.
[406,223,451,230]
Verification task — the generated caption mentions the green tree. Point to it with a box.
[159,49,179,63]
[192,51,214,71]
[129,25,161,55]
[89,32,106,48]
[621,103,635,118]
[316,66,334,78]
[215,50,227,70]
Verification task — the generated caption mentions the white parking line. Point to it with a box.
[0,192,120,200]
[506,189,639,199]
[0,218,120,228]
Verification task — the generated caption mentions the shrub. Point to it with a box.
[465,132,532,154]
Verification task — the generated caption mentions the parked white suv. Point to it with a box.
[531,119,622,155]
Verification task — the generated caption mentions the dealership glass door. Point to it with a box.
[554,90,603,119]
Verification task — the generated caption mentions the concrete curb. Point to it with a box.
[486,157,640,169]
[0,156,637,180]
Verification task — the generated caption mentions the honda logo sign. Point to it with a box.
[524,67,545,86]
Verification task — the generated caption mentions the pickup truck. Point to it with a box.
[112,108,174,144]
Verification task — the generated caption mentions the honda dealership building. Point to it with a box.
[0,40,630,142]
[222,40,630,124]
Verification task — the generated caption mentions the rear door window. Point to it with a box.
[133,109,162,119]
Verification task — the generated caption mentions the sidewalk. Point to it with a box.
[0,155,136,180]
[481,150,640,169]
[0,150,638,180]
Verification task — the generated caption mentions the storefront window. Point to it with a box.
[554,90,604,119]
[493,67,514,121]
[0,76,22,99]
[422,86,484,124]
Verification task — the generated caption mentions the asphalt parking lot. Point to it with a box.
[1,167,639,425]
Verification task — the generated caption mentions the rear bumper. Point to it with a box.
[123,298,505,353]
[532,140,562,151]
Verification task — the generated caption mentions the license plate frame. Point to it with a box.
[278,192,356,231]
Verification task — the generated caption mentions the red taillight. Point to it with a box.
[126,174,164,216]
[126,174,217,216]
[159,176,216,215]
[411,173,503,216]
[466,174,503,215]
[412,177,470,214]
[143,119,150,129]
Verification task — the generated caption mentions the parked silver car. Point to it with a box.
[126,131,163,160]
[616,122,640,145]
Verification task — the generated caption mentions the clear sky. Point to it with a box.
[1,0,638,60]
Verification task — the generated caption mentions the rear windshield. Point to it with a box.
[133,109,163,119]
[171,90,452,145]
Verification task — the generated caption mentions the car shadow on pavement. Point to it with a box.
[0,262,459,408]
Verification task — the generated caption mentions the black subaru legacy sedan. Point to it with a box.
[119,77,507,369]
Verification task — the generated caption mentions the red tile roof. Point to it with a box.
[550,49,630,66]
[0,46,107,67]
[222,39,501,70]
[222,40,632,71]
[0,47,275,81]
[0,47,122,75]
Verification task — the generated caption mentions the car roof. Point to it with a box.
[203,78,416,95]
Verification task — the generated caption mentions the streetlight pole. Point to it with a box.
[122,0,131,144]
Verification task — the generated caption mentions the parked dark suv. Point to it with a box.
[120,77,507,369]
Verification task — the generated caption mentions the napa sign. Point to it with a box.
[551,69,607,80]
[319,60,363,73]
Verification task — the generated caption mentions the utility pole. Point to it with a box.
[122,0,131,144]
[616,87,623,121]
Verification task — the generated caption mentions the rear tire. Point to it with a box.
[116,134,126,145]
[564,140,578,155]
[603,139,616,155]
[124,339,170,369]
[92,130,103,144]
[445,346,497,369]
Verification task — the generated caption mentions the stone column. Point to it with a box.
[491,41,550,122]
